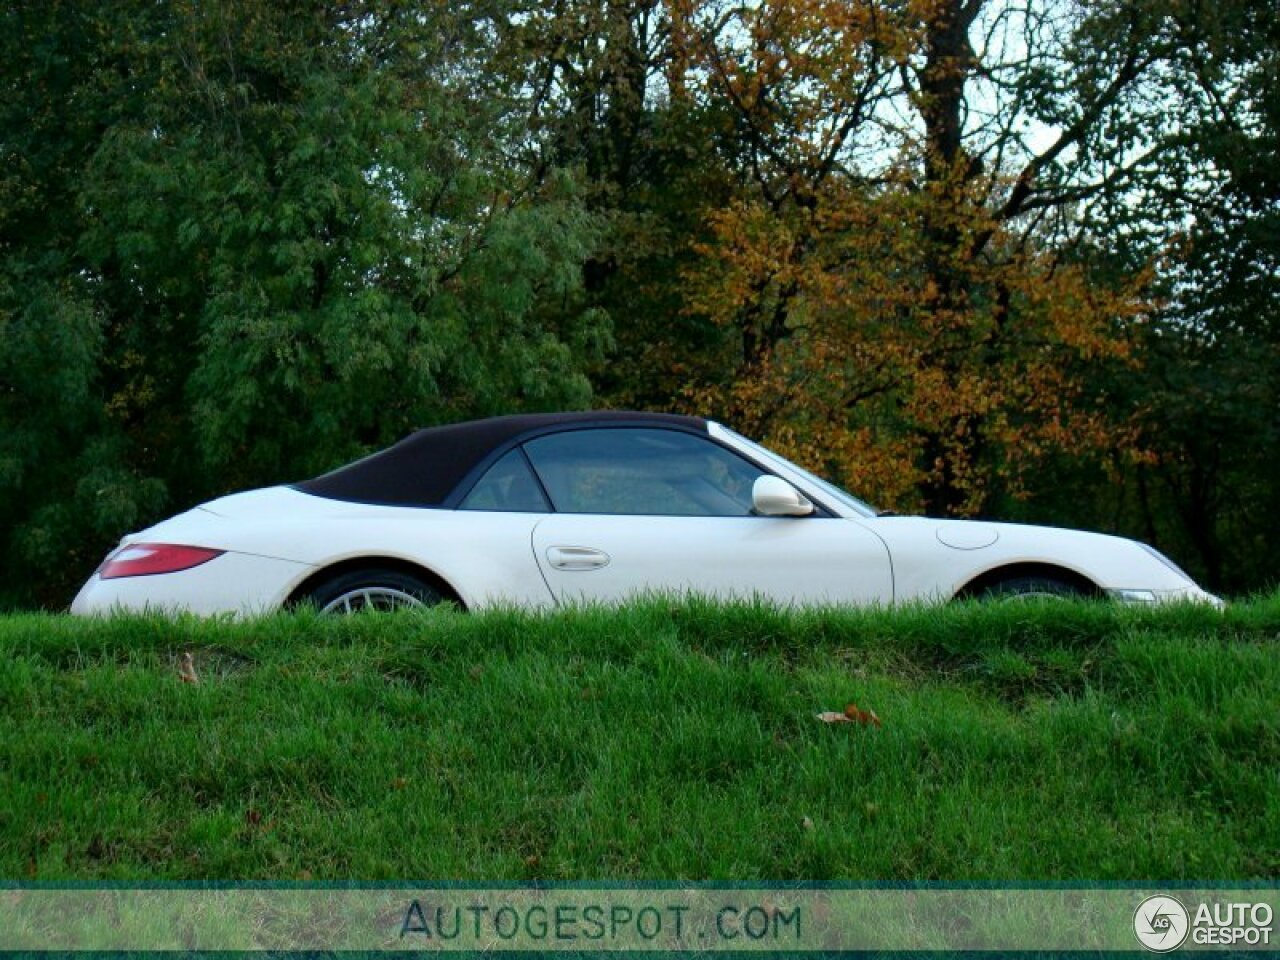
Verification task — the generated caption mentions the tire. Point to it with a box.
[981,575,1084,601]
[305,567,443,614]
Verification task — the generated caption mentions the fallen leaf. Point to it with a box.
[843,703,882,727]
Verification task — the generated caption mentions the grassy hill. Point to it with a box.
[1,597,1277,880]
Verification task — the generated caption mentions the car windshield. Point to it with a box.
[717,426,879,518]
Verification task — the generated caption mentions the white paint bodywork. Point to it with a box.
[531,513,893,605]
[70,422,1221,615]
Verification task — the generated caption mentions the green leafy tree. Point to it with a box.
[1119,0,1279,591]
[980,0,1279,592]
[0,0,605,607]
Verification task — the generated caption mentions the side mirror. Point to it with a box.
[752,476,814,517]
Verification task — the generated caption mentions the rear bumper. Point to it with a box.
[70,551,312,616]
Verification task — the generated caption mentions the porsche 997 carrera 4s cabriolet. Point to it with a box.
[72,411,1221,615]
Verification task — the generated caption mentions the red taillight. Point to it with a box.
[97,543,224,580]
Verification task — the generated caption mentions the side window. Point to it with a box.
[521,428,766,516]
[459,448,550,512]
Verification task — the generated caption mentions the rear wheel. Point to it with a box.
[981,575,1084,601]
[306,568,443,614]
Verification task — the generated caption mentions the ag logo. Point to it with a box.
[1134,895,1190,952]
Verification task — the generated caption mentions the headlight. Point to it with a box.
[1110,588,1158,603]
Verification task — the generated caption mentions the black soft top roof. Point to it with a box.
[295,410,708,507]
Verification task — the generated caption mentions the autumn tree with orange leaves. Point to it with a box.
[659,0,1189,515]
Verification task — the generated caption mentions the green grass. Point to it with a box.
[1,596,1277,880]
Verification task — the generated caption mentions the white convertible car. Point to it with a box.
[71,411,1220,615]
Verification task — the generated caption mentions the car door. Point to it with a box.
[519,427,893,606]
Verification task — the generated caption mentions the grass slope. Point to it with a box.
[1,597,1277,880]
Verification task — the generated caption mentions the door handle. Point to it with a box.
[546,546,611,571]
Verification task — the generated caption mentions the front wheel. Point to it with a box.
[980,575,1084,601]
[306,568,443,614]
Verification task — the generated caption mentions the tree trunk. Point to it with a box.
[917,0,982,516]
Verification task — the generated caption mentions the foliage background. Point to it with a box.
[1,0,1276,607]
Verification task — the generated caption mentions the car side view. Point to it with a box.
[71,411,1222,615]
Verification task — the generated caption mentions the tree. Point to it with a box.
[668,0,1195,516]
[487,0,741,409]
[1099,0,1280,590]
[0,0,605,607]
